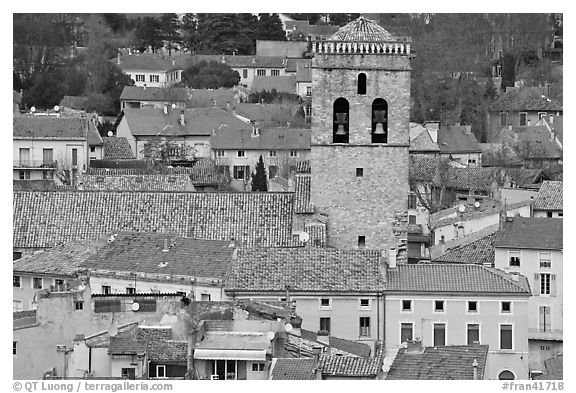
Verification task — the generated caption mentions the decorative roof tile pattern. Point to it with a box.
[79,174,193,192]
[489,87,563,111]
[13,116,95,139]
[329,17,395,42]
[147,340,188,362]
[495,217,563,250]
[534,181,562,211]
[226,249,384,293]
[319,343,384,378]
[120,86,188,102]
[13,191,296,249]
[385,264,531,295]
[433,233,497,265]
[386,345,489,380]
[103,137,135,159]
[271,358,319,380]
[13,241,100,276]
[294,175,313,214]
[81,232,234,280]
[438,125,481,153]
[211,127,310,150]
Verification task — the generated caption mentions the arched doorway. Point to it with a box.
[498,370,515,380]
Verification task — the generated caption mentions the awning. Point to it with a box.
[193,349,267,361]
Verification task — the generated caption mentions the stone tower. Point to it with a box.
[310,17,411,251]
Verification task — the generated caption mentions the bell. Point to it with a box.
[335,124,347,135]
[373,122,385,134]
[335,112,348,135]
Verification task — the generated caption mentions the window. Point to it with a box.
[19,170,30,180]
[540,345,551,351]
[269,166,278,179]
[319,317,331,334]
[121,368,136,380]
[33,277,43,289]
[434,300,445,312]
[371,98,388,143]
[19,148,30,166]
[126,287,136,295]
[320,298,331,308]
[215,150,225,157]
[252,362,265,372]
[433,323,446,346]
[150,75,159,83]
[305,104,312,117]
[359,317,371,337]
[242,69,248,79]
[498,370,515,380]
[257,69,266,76]
[467,323,480,345]
[269,150,277,157]
[500,324,513,350]
[500,112,508,127]
[540,273,551,295]
[509,250,521,267]
[360,299,370,308]
[358,236,366,248]
[75,301,84,311]
[136,74,145,82]
[519,112,527,126]
[538,112,547,120]
[43,148,54,166]
[90,146,96,153]
[539,306,551,332]
[400,323,413,343]
[13,276,21,288]
[13,341,17,356]
[467,301,478,313]
[176,291,187,297]
[468,159,476,165]
[72,148,78,166]
[306,86,312,96]
[501,301,511,313]
[201,293,211,301]
[13,300,23,313]
[333,97,349,143]
[408,194,417,210]
[401,300,412,312]
[539,252,552,268]
[54,279,64,286]
[237,150,245,157]
[290,150,298,157]
[156,365,166,378]
[271,69,280,76]
[233,165,250,180]
[43,171,53,180]
[357,73,367,94]
[101,285,111,294]
[547,211,553,218]
[408,215,416,224]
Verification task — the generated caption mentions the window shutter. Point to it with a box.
[551,274,557,297]
[534,273,540,296]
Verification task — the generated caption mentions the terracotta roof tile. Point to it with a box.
[103,137,135,159]
[114,54,181,72]
[13,241,100,276]
[79,174,193,192]
[120,86,188,102]
[386,345,488,380]
[109,337,147,355]
[226,248,384,293]
[186,55,286,69]
[438,125,481,153]
[433,232,497,265]
[495,217,562,250]
[489,87,562,111]
[294,175,313,213]
[319,343,383,378]
[296,160,311,174]
[328,336,371,357]
[329,17,397,42]
[13,116,95,139]
[271,358,319,380]
[500,126,563,159]
[13,191,296,249]
[534,181,562,211]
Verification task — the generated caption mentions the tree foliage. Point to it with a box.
[181,61,240,89]
[251,155,268,192]
[256,14,286,41]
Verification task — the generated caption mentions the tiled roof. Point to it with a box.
[285,58,312,73]
[495,217,563,250]
[109,337,147,355]
[385,264,531,295]
[294,175,313,214]
[59,95,88,110]
[86,166,195,176]
[103,137,135,159]
[500,126,563,159]
[534,181,562,211]
[189,158,223,186]
[226,248,384,293]
[489,87,563,111]
[295,64,312,83]
[232,103,302,125]
[114,54,180,72]
[329,17,397,42]
[81,232,234,280]
[252,76,297,94]
[185,55,286,69]
[438,125,481,153]
[433,232,497,265]
[13,116,95,139]
[123,107,249,136]
[410,126,439,152]
[319,343,383,378]
[444,167,501,192]
[296,160,310,174]
[211,127,310,150]
[188,88,238,108]
[136,327,173,341]
[386,345,489,380]
[13,241,100,276]
[79,174,193,192]
[13,191,296,249]
[430,224,500,260]
[271,358,319,380]
[409,154,442,183]
[120,86,188,102]
[148,340,188,362]
[479,143,522,167]
[505,168,547,187]
[533,354,564,379]
[88,127,103,146]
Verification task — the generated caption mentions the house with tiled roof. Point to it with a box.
[225,248,386,352]
[102,137,135,159]
[533,181,563,218]
[211,126,310,191]
[13,116,97,184]
[119,86,188,111]
[78,174,194,192]
[80,232,235,300]
[437,124,482,167]
[488,87,563,142]
[409,122,440,154]
[494,217,563,373]
[117,107,250,160]
[113,53,182,88]
[384,263,531,380]
[433,231,497,266]
[269,358,321,380]
[386,342,488,380]
[230,102,304,128]
[498,125,563,168]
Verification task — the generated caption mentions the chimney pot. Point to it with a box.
[388,248,397,269]
[117,52,121,65]
[180,110,185,126]
[163,238,169,252]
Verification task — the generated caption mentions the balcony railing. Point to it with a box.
[13,160,58,169]
[528,328,563,341]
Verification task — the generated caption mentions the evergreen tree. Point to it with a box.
[181,13,199,54]
[251,155,268,192]
[159,13,182,55]
[501,53,517,91]
[484,76,497,100]
[181,60,240,89]
[196,13,257,55]
[256,14,286,41]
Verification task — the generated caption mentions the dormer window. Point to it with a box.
[371,98,388,143]
[357,73,366,94]
[333,97,349,143]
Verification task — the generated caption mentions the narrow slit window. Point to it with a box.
[357,73,366,94]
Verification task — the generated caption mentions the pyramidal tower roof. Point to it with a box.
[329,17,396,42]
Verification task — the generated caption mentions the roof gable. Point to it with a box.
[438,125,481,153]
[103,137,135,159]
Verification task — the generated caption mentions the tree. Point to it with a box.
[256,14,286,41]
[159,13,182,56]
[181,13,199,54]
[409,157,453,214]
[501,53,516,91]
[251,155,268,192]
[286,14,322,25]
[134,16,162,53]
[194,14,257,55]
[484,76,497,100]
[141,136,196,165]
[181,61,240,89]
[22,70,66,109]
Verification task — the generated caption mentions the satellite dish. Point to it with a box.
[266,331,275,341]
[458,204,466,213]
[171,103,176,109]
[54,105,60,112]
[77,283,86,292]
[299,232,310,243]
[474,201,480,208]
[30,106,36,113]
[284,323,293,333]
[132,302,140,312]
[108,325,118,337]
[107,131,113,137]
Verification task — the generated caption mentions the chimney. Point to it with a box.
[251,123,260,137]
[312,346,322,364]
[388,248,397,269]
[172,59,176,66]
[163,105,168,115]
[143,84,147,91]
[549,115,554,124]
[473,359,478,380]
[379,251,388,283]
[228,237,236,248]
[221,55,226,64]
[117,52,121,65]
[163,238,169,252]
[128,47,132,55]
[226,101,231,111]
[527,119,531,126]
[406,339,423,354]
[180,110,185,126]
